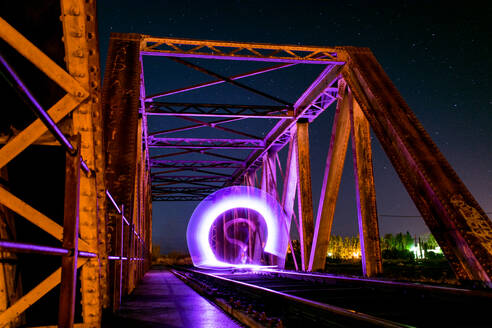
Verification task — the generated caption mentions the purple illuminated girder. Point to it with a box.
[150,117,245,137]
[147,137,265,149]
[145,63,297,101]
[152,175,229,183]
[147,112,292,119]
[141,50,342,65]
[152,196,206,201]
[152,186,219,193]
[146,102,292,119]
[151,167,230,177]
[150,160,244,169]
[179,116,262,140]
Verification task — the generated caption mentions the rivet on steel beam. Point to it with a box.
[76,91,85,98]
[73,49,84,58]
[69,7,80,16]
[71,31,83,38]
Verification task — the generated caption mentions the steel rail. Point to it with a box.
[262,269,492,298]
[172,267,411,328]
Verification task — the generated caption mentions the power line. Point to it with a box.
[380,212,492,218]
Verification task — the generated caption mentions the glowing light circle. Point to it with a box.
[186,186,288,268]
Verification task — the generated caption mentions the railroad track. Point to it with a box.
[171,267,492,328]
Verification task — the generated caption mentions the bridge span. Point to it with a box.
[0,1,491,327]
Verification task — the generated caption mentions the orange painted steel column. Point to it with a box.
[350,94,383,277]
[58,137,81,328]
[309,80,352,272]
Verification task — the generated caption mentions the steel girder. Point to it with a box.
[108,33,492,286]
[148,137,265,149]
[150,160,244,169]
[140,36,344,64]
[341,47,492,286]
[146,102,292,118]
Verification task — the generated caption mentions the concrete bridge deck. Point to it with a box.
[103,267,241,328]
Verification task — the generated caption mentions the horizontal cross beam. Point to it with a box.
[152,195,207,201]
[148,137,265,149]
[150,160,244,169]
[146,102,292,119]
[152,186,219,193]
[152,175,230,183]
[140,36,344,64]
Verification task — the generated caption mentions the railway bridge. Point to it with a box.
[0,1,491,327]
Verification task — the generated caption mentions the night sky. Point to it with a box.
[97,0,492,254]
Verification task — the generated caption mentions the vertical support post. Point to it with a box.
[112,205,123,311]
[309,79,351,272]
[123,220,129,296]
[128,223,134,292]
[350,94,382,277]
[261,153,278,265]
[60,0,103,322]
[119,206,124,304]
[279,128,299,269]
[296,119,314,271]
[244,173,254,262]
[58,136,81,328]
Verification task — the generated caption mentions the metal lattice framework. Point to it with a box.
[0,5,491,327]
[114,33,492,288]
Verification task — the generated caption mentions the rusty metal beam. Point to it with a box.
[140,35,344,64]
[342,47,492,286]
[58,137,81,328]
[308,79,351,272]
[279,129,299,270]
[296,119,314,271]
[60,0,104,323]
[350,93,383,277]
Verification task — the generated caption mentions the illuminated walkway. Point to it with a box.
[104,267,241,328]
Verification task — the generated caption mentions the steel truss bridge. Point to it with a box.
[0,1,491,327]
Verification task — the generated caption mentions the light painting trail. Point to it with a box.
[186,186,288,268]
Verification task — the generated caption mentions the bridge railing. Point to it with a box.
[105,190,148,310]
